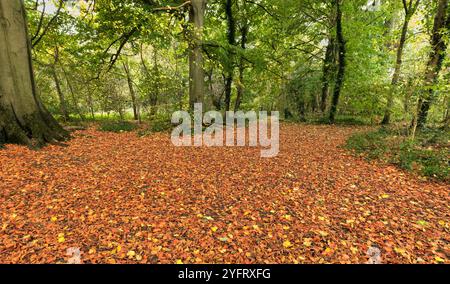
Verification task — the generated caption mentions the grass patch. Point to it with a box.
[346,127,449,181]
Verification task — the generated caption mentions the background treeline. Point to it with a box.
[24,0,449,130]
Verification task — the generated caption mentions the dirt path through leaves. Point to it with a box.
[0,124,448,263]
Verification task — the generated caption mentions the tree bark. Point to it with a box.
[320,36,335,113]
[329,0,346,124]
[382,0,420,125]
[0,0,67,146]
[150,47,159,115]
[52,65,69,122]
[415,0,449,128]
[123,61,138,120]
[224,0,236,111]
[61,66,84,121]
[234,17,249,112]
[188,0,206,111]
[52,46,69,122]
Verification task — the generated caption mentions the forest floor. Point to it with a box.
[0,124,448,264]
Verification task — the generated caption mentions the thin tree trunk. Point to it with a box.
[87,88,95,119]
[150,47,159,115]
[0,0,67,146]
[52,46,69,122]
[234,19,249,112]
[224,0,236,111]
[61,66,85,121]
[52,65,69,122]
[382,0,420,125]
[329,0,346,124]
[320,36,335,113]
[188,0,206,111]
[123,61,138,120]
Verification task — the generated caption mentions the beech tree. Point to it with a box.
[188,0,207,110]
[415,0,450,128]
[381,0,421,125]
[329,0,346,124]
[0,0,67,146]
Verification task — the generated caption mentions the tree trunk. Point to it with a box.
[123,61,138,120]
[329,0,346,124]
[188,0,206,111]
[415,0,449,128]
[234,62,245,111]
[150,47,159,115]
[61,66,85,121]
[52,65,69,122]
[320,36,335,113]
[52,46,69,122]
[224,0,236,111]
[234,18,249,112]
[382,0,419,125]
[0,0,67,146]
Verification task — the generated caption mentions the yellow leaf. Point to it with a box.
[350,247,358,254]
[435,256,445,263]
[127,250,136,257]
[318,230,329,237]
[176,259,184,264]
[394,247,406,256]
[50,216,58,222]
[283,240,293,248]
[57,233,65,243]
[283,215,292,221]
[211,226,218,232]
[116,245,122,252]
[380,194,390,199]
[303,238,312,247]
[136,255,142,261]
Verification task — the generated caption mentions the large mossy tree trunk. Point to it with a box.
[415,0,449,128]
[0,0,67,146]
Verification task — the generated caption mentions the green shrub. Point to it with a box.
[345,129,389,159]
[346,127,449,181]
[149,118,173,133]
[98,121,137,133]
